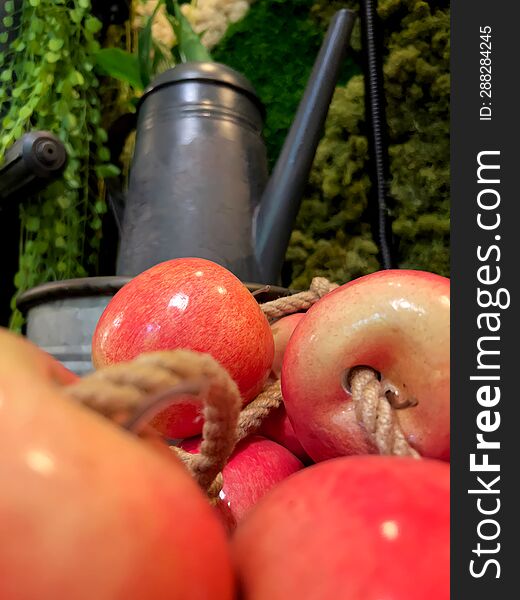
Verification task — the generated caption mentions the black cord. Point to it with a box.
[359,0,394,269]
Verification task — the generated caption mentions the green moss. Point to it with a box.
[213,0,359,167]
[215,0,449,287]
[286,0,450,287]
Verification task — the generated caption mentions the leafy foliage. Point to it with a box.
[215,0,449,288]
[296,0,451,287]
[290,0,449,287]
[95,0,211,94]
[0,0,115,329]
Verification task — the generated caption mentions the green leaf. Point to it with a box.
[0,69,12,82]
[5,1,14,14]
[29,0,40,6]
[70,8,83,24]
[57,196,71,209]
[138,1,163,89]
[55,222,67,235]
[163,0,176,17]
[168,2,212,63]
[0,33,8,44]
[85,16,102,34]
[78,0,89,8]
[2,16,14,28]
[49,38,64,52]
[97,146,110,161]
[69,69,85,86]
[45,51,61,63]
[95,127,108,143]
[95,48,143,90]
[95,164,121,179]
[65,113,78,129]
[26,217,40,232]
[19,106,32,120]
[152,40,175,73]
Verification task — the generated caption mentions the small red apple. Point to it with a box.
[0,328,235,600]
[282,270,450,461]
[92,258,274,438]
[258,405,311,464]
[181,435,303,527]
[270,313,305,378]
[233,456,449,600]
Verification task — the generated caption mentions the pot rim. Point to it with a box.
[16,277,293,313]
[16,277,133,313]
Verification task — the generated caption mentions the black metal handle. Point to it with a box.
[254,9,357,284]
[0,131,67,203]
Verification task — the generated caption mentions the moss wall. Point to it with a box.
[215,0,450,288]
[213,0,359,168]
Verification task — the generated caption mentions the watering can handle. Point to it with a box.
[254,9,357,284]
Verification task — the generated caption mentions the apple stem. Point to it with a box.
[251,285,272,297]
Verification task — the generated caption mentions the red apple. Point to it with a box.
[258,405,311,464]
[181,435,303,528]
[92,258,274,438]
[0,328,235,600]
[281,270,450,461]
[233,456,449,600]
[270,313,305,378]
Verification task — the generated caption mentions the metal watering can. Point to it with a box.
[116,9,356,284]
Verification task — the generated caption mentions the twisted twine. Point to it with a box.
[348,367,419,458]
[260,277,339,323]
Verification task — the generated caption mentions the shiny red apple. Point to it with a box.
[270,313,305,378]
[92,258,274,438]
[233,456,449,600]
[181,435,303,528]
[282,270,450,461]
[0,328,235,600]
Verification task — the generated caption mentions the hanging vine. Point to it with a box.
[0,0,117,330]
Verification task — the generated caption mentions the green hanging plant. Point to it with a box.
[0,0,119,330]
[95,0,211,95]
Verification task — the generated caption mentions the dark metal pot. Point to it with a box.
[116,62,269,282]
[17,277,131,376]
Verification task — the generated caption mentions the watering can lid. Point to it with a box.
[139,62,265,115]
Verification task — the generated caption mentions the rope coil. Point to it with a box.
[348,367,419,458]
[64,277,419,501]
[67,349,242,497]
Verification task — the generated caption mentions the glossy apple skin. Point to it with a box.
[181,435,303,527]
[258,406,311,464]
[0,329,234,600]
[92,258,274,438]
[282,270,450,461]
[233,456,449,600]
[270,313,305,378]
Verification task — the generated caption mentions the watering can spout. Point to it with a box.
[254,9,356,284]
